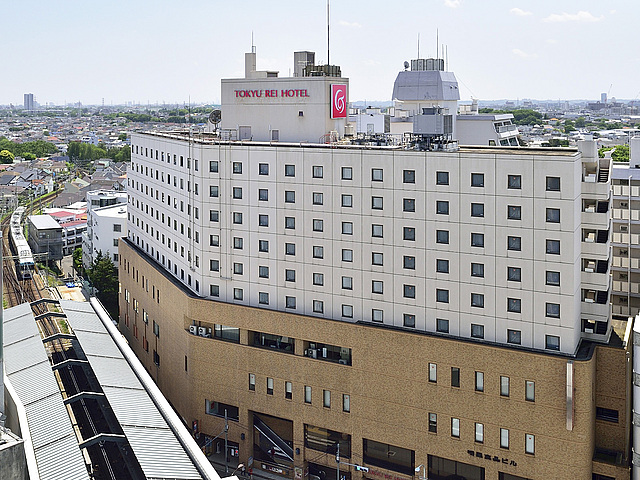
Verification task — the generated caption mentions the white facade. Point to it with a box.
[456,114,520,147]
[127,133,611,356]
[82,190,127,269]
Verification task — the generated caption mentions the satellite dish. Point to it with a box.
[404,61,409,70]
[209,109,221,125]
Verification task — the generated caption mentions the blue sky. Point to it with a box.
[3,0,637,105]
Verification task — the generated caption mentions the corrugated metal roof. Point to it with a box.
[3,304,90,480]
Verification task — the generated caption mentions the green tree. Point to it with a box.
[564,120,575,134]
[72,247,84,276]
[22,152,36,161]
[612,144,630,162]
[0,149,14,163]
[88,251,119,317]
[575,117,586,128]
[118,133,127,141]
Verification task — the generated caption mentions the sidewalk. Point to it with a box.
[206,453,292,480]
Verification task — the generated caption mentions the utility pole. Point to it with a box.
[336,443,340,480]
[225,409,229,473]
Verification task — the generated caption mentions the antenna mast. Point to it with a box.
[436,29,439,60]
[327,0,330,65]
[417,33,420,59]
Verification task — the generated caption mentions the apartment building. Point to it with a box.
[81,190,127,269]
[118,51,631,480]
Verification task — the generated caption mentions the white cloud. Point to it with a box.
[339,20,362,28]
[543,11,603,23]
[512,48,537,59]
[444,0,461,8]
[510,7,532,16]
[546,38,557,44]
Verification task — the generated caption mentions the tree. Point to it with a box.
[88,251,119,317]
[118,133,127,141]
[0,149,14,163]
[72,247,84,276]
[575,117,586,128]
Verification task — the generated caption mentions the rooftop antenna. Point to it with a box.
[327,0,330,65]
[436,29,439,60]
[446,45,449,71]
[251,31,255,53]
[417,33,420,59]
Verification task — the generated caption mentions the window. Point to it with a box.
[546,208,560,223]
[259,240,269,252]
[285,269,296,282]
[546,176,560,192]
[436,230,449,244]
[508,174,521,189]
[313,300,324,313]
[342,194,352,207]
[475,371,484,392]
[258,188,269,201]
[471,203,484,217]
[209,185,219,197]
[259,266,269,278]
[372,252,384,266]
[545,335,560,351]
[258,163,269,175]
[233,237,243,249]
[436,318,449,333]
[372,224,383,237]
[323,390,331,408]
[508,297,521,313]
[546,303,560,318]
[342,276,353,290]
[526,381,535,401]
[210,260,220,272]
[471,233,484,247]
[436,171,449,185]
[546,271,560,286]
[429,363,437,383]
[471,323,484,338]
[507,267,521,282]
[342,304,353,318]
[249,373,256,391]
[258,214,269,226]
[285,216,295,229]
[285,243,295,255]
[209,160,219,173]
[404,256,416,270]
[286,296,296,309]
[313,219,323,231]
[313,246,324,258]
[372,309,383,322]
[267,377,274,395]
[312,273,324,286]
[372,280,384,294]
[475,423,484,443]
[508,236,521,251]
[436,289,449,303]
[210,285,219,297]
[342,166,353,180]
[233,162,242,174]
[436,259,449,273]
[343,394,350,412]
[436,200,449,215]
[525,434,535,454]
[546,239,560,254]
[210,235,220,247]
[259,292,269,304]
[233,212,243,224]
[403,285,416,299]
[403,198,416,212]
[596,407,619,423]
[403,170,415,183]
[471,263,484,277]
[471,294,484,308]
[232,187,242,199]
[471,173,484,187]
[500,376,510,397]
[500,429,509,449]
[313,192,324,205]
[451,367,460,387]
[451,418,460,438]
[429,413,437,433]
[371,196,383,209]
[233,263,243,275]
[285,164,295,177]
[285,381,292,399]
[304,386,312,403]
[508,205,521,220]
[507,329,521,345]
[403,314,416,327]
[313,165,323,178]
[342,222,353,235]
[371,168,383,181]
[342,249,353,262]
[233,288,243,301]
[283,190,296,204]
[403,227,415,241]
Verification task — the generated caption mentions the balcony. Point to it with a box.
[612,209,640,221]
[581,180,610,199]
[581,270,610,291]
[581,211,609,229]
[612,232,640,245]
[612,184,640,197]
[612,281,640,295]
[581,300,611,321]
[582,240,609,258]
[612,256,640,270]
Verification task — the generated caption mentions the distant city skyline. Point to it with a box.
[3,0,637,106]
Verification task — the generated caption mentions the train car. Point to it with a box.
[9,207,34,280]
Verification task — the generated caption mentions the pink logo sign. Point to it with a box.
[331,84,347,118]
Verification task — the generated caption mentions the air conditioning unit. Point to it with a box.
[620,225,628,232]
[207,328,212,338]
[585,328,594,334]
[198,327,207,336]
[322,347,327,358]
[189,325,198,335]
[308,349,317,359]
[338,359,348,365]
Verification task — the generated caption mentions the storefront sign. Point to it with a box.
[331,84,347,119]
[234,89,310,98]
[262,463,291,476]
[366,468,410,480]
[467,450,517,467]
